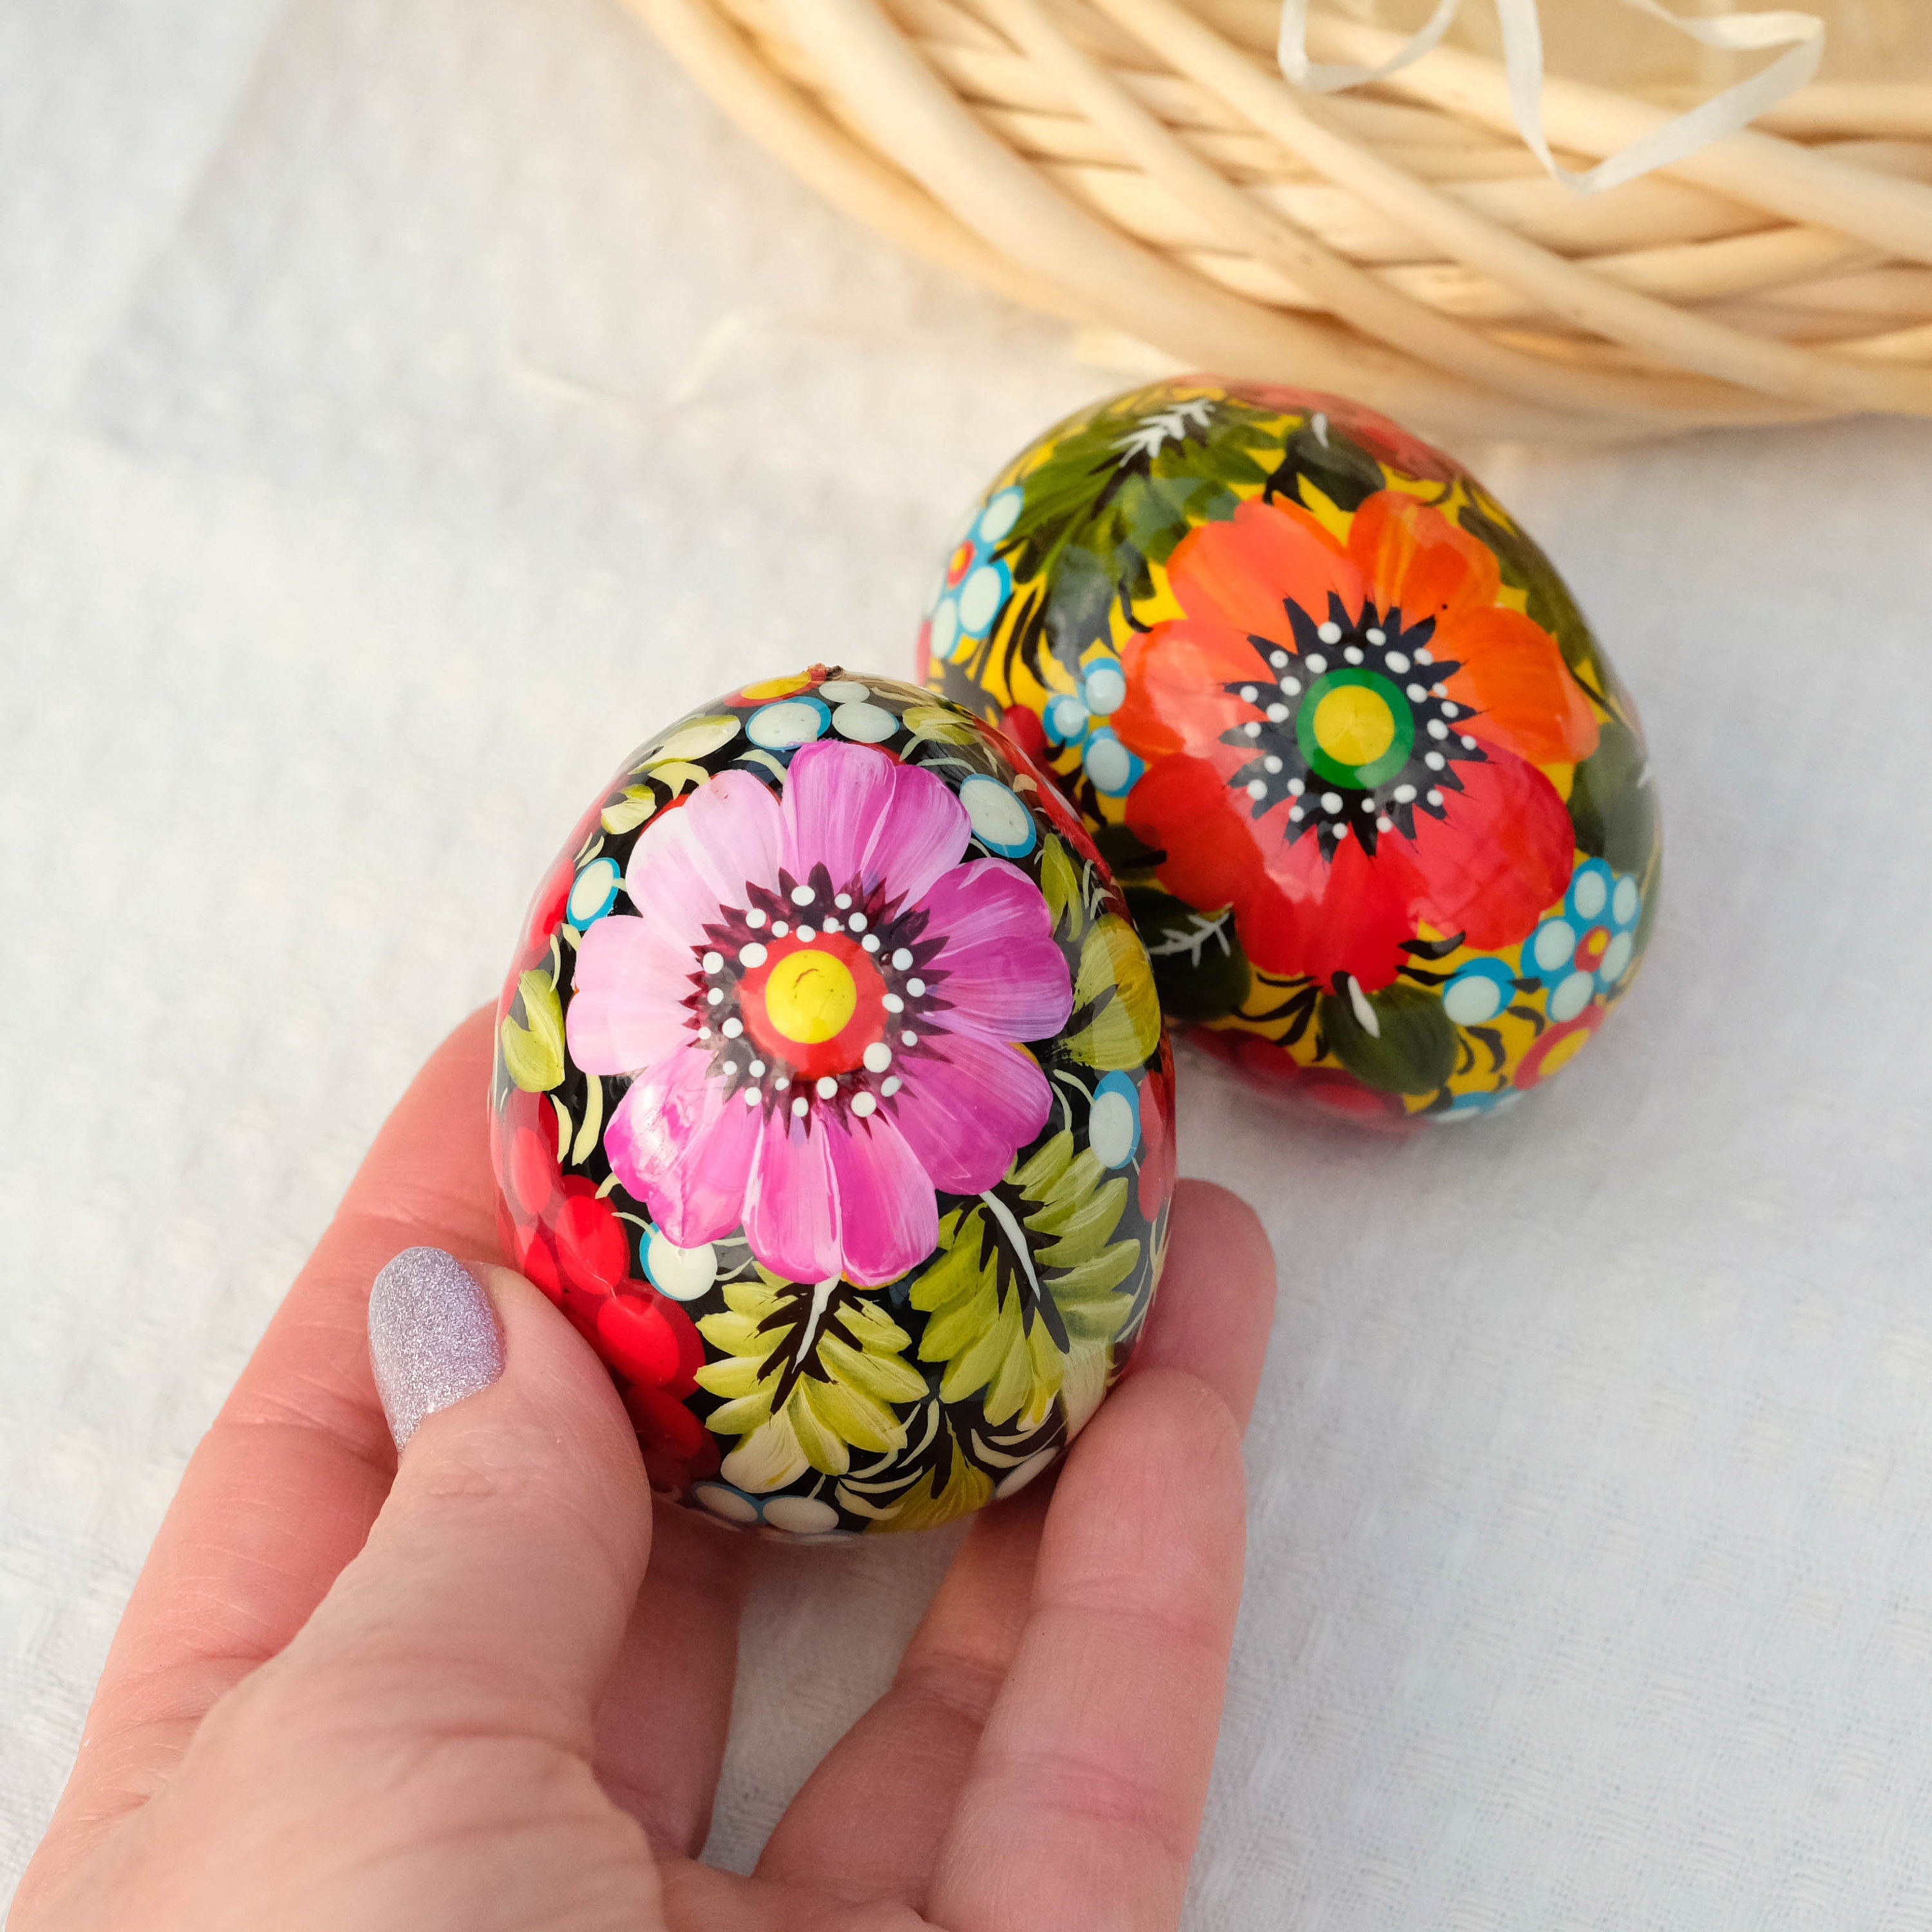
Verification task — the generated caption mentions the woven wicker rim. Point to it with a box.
[629,0,1932,440]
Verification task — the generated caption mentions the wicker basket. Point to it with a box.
[627,0,1932,440]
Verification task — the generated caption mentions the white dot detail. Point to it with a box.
[1321,791,1343,812]
[891,948,914,970]
[816,1076,838,1099]
[863,1043,893,1072]
[851,1091,877,1117]
[1318,621,1342,643]
[1385,652,1409,673]
[791,885,815,906]
[881,1075,902,1096]
[721,1017,743,1038]
[1304,654,1328,675]
[739,942,767,968]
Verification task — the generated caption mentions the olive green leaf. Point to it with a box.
[1567,720,1660,876]
[601,785,658,835]
[910,1131,1138,1430]
[1319,977,1457,1095]
[500,969,566,1092]
[1064,913,1162,1070]
[695,1272,925,1492]
[1271,415,1385,514]
[1128,887,1251,1021]
[900,702,983,748]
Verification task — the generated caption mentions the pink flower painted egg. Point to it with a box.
[490,670,1175,1537]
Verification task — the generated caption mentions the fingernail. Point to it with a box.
[368,1247,505,1449]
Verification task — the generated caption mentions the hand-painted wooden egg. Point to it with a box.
[489,670,1174,1535]
[923,379,1661,1123]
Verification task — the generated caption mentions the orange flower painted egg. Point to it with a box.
[923,379,1661,1122]
[491,671,1174,1533]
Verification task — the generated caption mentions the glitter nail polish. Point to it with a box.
[366,1246,504,1449]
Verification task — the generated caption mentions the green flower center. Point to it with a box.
[1295,668,1416,790]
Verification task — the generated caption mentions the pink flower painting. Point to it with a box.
[566,739,1073,1286]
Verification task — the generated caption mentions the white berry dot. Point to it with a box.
[1321,792,1342,812]
[1240,684,1258,701]
[791,884,814,906]
[1425,752,1445,770]
[1442,702,1459,718]
[1385,652,1409,673]
[833,893,852,909]
[1416,647,1434,664]
[906,978,925,996]
[1427,787,1444,806]
[891,948,914,970]
[1367,629,1385,646]
[746,908,766,928]
[881,1075,902,1096]
[1264,755,1283,773]
[1287,777,1305,795]
[1393,784,1416,802]
[862,934,880,953]
[739,942,767,967]
[1304,654,1327,675]
[1343,647,1363,665]
[1406,683,1427,702]
[1280,676,1302,696]
[1247,780,1267,799]
[863,1043,893,1072]
[851,1091,876,1117]
[1428,719,1448,739]
[702,950,724,974]
[816,1076,838,1099]
[1461,734,1477,749]
[771,920,789,937]
[722,1017,743,1037]
[1269,650,1289,668]
[1318,621,1342,643]
[849,913,867,933]
[1243,721,1261,737]
[1267,703,1288,723]
[791,1095,808,1117]
[706,987,724,1005]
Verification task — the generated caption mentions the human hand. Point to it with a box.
[14,1008,1276,1932]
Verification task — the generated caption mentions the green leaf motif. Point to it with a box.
[695,1272,925,1492]
[1127,888,1251,1021]
[1064,914,1163,1071]
[1567,721,1660,877]
[500,969,566,1092]
[1271,417,1385,514]
[910,1131,1139,1430]
[1320,978,1457,1095]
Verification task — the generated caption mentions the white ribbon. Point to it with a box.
[1278,0,1826,194]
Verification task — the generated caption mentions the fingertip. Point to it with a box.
[1129,1179,1278,1432]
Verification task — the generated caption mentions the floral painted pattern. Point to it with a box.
[489,670,1173,1532]
[924,378,1662,1119]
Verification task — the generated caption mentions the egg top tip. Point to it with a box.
[921,377,1662,1124]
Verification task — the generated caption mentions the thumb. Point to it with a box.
[288,1246,653,1730]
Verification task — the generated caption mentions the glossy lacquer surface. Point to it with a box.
[923,379,1662,1122]
[491,671,1175,1534]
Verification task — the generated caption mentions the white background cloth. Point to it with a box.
[5,2,1932,1924]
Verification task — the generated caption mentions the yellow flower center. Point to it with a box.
[762,949,858,1043]
[1311,684,1397,768]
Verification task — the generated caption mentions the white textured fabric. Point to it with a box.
[5,2,1932,1925]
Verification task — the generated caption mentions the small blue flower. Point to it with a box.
[1045,656,1144,797]
[1089,1071,1142,1168]
[925,488,1022,665]
[567,855,622,928]
[1521,861,1645,1020]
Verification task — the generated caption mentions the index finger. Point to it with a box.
[33,1008,504,1877]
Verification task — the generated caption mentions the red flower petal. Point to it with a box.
[1445,607,1599,766]
[1376,749,1576,951]
[598,1290,683,1387]
[1347,490,1498,634]
[554,1182,632,1299]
